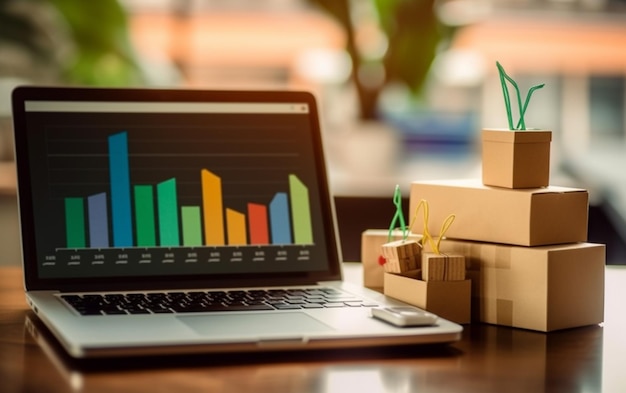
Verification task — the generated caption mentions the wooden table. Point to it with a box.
[2,263,625,393]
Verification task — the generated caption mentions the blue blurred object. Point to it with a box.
[382,110,478,155]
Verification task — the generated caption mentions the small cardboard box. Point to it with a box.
[361,230,421,289]
[431,239,605,332]
[422,252,466,281]
[410,179,588,246]
[481,129,552,189]
[384,272,471,324]
[381,240,420,274]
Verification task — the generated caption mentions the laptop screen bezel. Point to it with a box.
[12,86,342,292]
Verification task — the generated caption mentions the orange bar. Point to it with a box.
[201,169,225,245]
[247,203,269,245]
[226,208,247,245]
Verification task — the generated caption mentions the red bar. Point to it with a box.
[247,203,269,245]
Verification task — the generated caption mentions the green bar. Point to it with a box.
[288,174,313,244]
[157,178,180,246]
[134,185,156,247]
[65,197,86,248]
[181,206,202,246]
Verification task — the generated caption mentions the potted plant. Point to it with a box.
[482,62,551,189]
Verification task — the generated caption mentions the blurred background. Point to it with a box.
[1,0,625,264]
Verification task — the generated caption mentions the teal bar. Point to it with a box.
[108,132,133,247]
[181,206,202,246]
[157,178,180,246]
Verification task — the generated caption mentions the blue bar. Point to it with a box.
[87,193,109,248]
[108,132,133,247]
[269,192,292,244]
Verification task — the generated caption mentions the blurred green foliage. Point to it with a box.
[309,0,445,119]
[0,0,143,85]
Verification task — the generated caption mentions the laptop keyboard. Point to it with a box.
[60,288,379,316]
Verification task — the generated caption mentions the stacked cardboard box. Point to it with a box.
[421,237,604,332]
[406,175,605,331]
[365,129,605,331]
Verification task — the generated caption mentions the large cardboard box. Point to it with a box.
[361,230,420,289]
[431,239,605,332]
[410,179,588,246]
[481,129,552,189]
[384,272,471,324]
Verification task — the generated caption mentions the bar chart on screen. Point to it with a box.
[25,101,331,278]
[62,131,313,250]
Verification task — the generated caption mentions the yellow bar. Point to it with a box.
[226,208,247,245]
[201,169,225,245]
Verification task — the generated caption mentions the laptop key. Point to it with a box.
[149,308,174,314]
[103,308,128,315]
[224,304,275,312]
[273,304,303,310]
[301,304,324,309]
[286,300,307,305]
[323,303,348,308]
[246,300,267,305]
[127,308,151,314]
[76,308,103,316]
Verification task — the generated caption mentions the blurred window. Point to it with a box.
[589,75,625,141]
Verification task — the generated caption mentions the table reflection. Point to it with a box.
[22,310,612,393]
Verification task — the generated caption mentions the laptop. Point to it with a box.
[11,86,462,358]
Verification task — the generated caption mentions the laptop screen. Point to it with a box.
[12,87,341,291]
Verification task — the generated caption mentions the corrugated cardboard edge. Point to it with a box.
[482,129,552,143]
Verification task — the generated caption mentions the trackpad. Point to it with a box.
[178,312,334,337]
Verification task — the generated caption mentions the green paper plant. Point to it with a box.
[496,61,545,131]
[387,185,408,242]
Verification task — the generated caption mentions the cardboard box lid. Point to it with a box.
[413,179,585,195]
[482,129,552,144]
